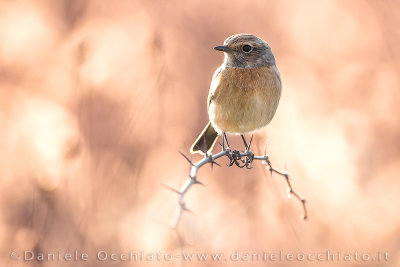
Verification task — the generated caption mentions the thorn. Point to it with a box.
[184,208,193,215]
[179,152,194,166]
[263,142,267,156]
[181,204,194,214]
[208,155,214,171]
[193,179,205,186]
[213,161,221,167]
[161,183,180,195]
[208,155,221,170]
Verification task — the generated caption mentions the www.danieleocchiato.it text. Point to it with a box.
[10,250,390,263]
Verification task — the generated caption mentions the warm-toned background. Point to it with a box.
[1,0,399,266]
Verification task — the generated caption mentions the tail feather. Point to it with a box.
[190,121,219,154]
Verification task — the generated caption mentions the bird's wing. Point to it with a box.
[207,66,223,111]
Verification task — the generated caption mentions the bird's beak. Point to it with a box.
[214,45,231,53]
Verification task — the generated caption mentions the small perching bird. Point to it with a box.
[191,34,282,154]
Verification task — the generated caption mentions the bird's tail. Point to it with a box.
[190,121,219,155]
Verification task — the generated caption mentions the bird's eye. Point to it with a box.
[242,45,252,53]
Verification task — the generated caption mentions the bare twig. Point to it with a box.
[170,149,231,228]
[163,139,307,233]
[261,157,308,220]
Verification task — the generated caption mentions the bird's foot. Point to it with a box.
[227,149,254,169]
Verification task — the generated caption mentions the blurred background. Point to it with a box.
[1,0,400,266]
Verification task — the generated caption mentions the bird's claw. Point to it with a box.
[227,150,254,169]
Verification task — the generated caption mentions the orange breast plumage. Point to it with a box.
[208,65,282,134]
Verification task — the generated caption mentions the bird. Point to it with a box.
[190,34,282,155]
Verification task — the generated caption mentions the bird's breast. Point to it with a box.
[208,65,282,134]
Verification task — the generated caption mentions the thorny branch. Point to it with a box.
[163,136,307,233]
